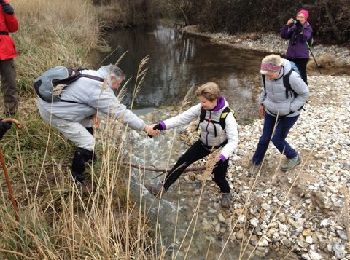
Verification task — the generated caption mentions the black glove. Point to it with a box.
[0,120,12,140]
[153,124,162,130]
[1,2,14,15]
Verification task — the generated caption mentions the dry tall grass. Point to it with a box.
[0,1,160,258]
[0,116,158,258]
[13,0,100,92]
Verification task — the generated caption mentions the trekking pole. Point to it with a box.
[0,147,19,221]
[307,42,322,74]
[0,118,22,221]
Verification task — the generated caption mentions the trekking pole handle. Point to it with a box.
[2,118,22,129]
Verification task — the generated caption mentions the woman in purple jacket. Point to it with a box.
[281,9,313,84]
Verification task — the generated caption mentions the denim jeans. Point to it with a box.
[252,113,299,165]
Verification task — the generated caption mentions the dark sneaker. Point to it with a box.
[145,183,164,198]
[248,163,261,177]
[281,155,301,172]
[221,193,231,208]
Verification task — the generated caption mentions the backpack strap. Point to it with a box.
[54,69,104,86]
[219,106,234,130]
[197,108,206,131]
[283,69,298,98]
[262,74,266,90]
[262,69,297,99]
[80,74,104,83]
[197,106,234,137]
[58,70,104,104]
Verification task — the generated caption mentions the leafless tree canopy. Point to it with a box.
[95,0,350,44]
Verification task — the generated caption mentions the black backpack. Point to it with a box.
[34,66,104,103]
[262,68,298,99]
[198,106,234,137]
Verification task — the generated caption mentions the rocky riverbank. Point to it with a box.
[137,74,350,259]
[224,75,350,259]
[182,25,350,74]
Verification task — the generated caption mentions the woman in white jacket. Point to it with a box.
[147,82,238,208]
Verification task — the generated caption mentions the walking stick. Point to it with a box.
[123,162,206,179]
[0,147,19,221]
[0,118,22,221]
[307,42,322,74]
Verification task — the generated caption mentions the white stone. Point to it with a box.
[305,236,313,244]
[308,250,323,260]
[250,217,259,227]
[238,215,246,223]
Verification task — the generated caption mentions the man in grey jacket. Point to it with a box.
[37,64,158,186]
[252,54,309,171]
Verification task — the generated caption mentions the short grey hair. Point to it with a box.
[97,64,125,79]
[109,65,125,78]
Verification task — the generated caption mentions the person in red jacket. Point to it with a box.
[0,0,18,116]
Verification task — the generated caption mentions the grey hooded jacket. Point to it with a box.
[259,58,309,117]
[37,66,146,131]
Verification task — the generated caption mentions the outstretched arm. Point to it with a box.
[156,104,202,130]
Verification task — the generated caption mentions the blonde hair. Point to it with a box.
[195,82,220,101]
[261,54,283,67]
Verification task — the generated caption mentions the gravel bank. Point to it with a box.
[150,76,350,259]
[182,25,350,70]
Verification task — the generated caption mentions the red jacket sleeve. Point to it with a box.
[4,13,18,33]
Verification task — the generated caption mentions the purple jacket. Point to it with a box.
[280,22,313,59]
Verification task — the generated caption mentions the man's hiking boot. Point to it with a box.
[145,183,164,198]
[72,171,86,184]
[71,147,94,187]
[76,180,93,194]
[221,193,231,208]
[281,155,301,172]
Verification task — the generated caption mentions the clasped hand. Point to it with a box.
[144,124,160,137]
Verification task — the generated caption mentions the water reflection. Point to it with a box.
[91,24,269,123]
